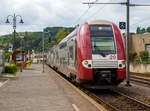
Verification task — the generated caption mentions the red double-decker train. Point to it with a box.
[47,20,126,88]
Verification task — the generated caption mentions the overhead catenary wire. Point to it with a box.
[73,7,91,25]
[131,16,150,27]
[129,5,150,30]
[89,0,112,20]
[72,0,99,26]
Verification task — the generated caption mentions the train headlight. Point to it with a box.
[118,60,126,68]
[84,61,88,65]
[121,61,125,65]
[82,60,92,68]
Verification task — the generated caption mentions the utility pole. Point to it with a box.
[42,28,51,73]
[126,0,131,86]
[24,32,28,62]
[6,13,24,50]
[20,36,24,72]
[83,0,150,86]
[42,30,45,73]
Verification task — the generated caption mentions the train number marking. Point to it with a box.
[110,55,116,60]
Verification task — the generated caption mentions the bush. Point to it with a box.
[139,50,149,61]
[26,60,31,64]
[129,51,137,61]
[25,60,32,67]
[4,62,17,74]
[5,52,12,62]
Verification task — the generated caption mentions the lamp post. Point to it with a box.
[20,36,24,72]
[6,13,24,50]
[42,28,51,73]
[42,30,45,73]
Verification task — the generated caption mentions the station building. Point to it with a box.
[123,34,150,73]
[128,33,150,56]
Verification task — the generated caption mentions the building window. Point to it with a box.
[145,44,150,57]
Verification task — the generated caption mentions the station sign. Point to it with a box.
[8,44,13,52]
[119,22,126,30]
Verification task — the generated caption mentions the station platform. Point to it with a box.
[0,64,104,111]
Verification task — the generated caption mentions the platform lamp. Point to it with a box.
[6,14,24,50]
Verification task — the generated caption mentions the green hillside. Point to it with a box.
[0,27,74,52]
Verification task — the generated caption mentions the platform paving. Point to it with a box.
[0,64,101,111]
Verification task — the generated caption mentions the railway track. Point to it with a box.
[87,89,150,111]
[130,72,150,78]
[130,76,150,86]
[47,65,150,111]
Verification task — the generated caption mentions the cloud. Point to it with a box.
[0,0,150,35]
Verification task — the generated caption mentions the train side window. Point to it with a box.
[59,42,67,49]
[69,46,73,59]
[73,39,77,62]
[56,51,59,61]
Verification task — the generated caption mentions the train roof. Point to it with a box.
[58,20,114,45]
[58,28,77,45]
[88,20,113,25]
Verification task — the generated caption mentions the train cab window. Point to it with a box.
[90,25,116,54]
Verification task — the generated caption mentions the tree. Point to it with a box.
[139,50,149,61]
[146,27,150,33]
[55,28,70,43]
[0,27,74,52]
[141,28,146,34]
[136,27,141,34]
[136,27,146,34]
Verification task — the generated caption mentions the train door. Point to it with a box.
[67,37,76,72]
[73,38,77,70]
[67,40,73,69]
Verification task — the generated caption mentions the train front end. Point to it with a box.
[77,20,126,87]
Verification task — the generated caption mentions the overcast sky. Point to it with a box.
[0,0,150,35]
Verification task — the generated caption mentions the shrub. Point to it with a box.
[5,52,12,62]
[129,51,137,61]
[139,50,149,61]
[4,62,17,74]
[26,60,31,64]
[25,60,32,66]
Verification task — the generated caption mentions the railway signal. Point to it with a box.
[83,0,150,87]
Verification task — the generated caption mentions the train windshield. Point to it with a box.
[90,25,116,54]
